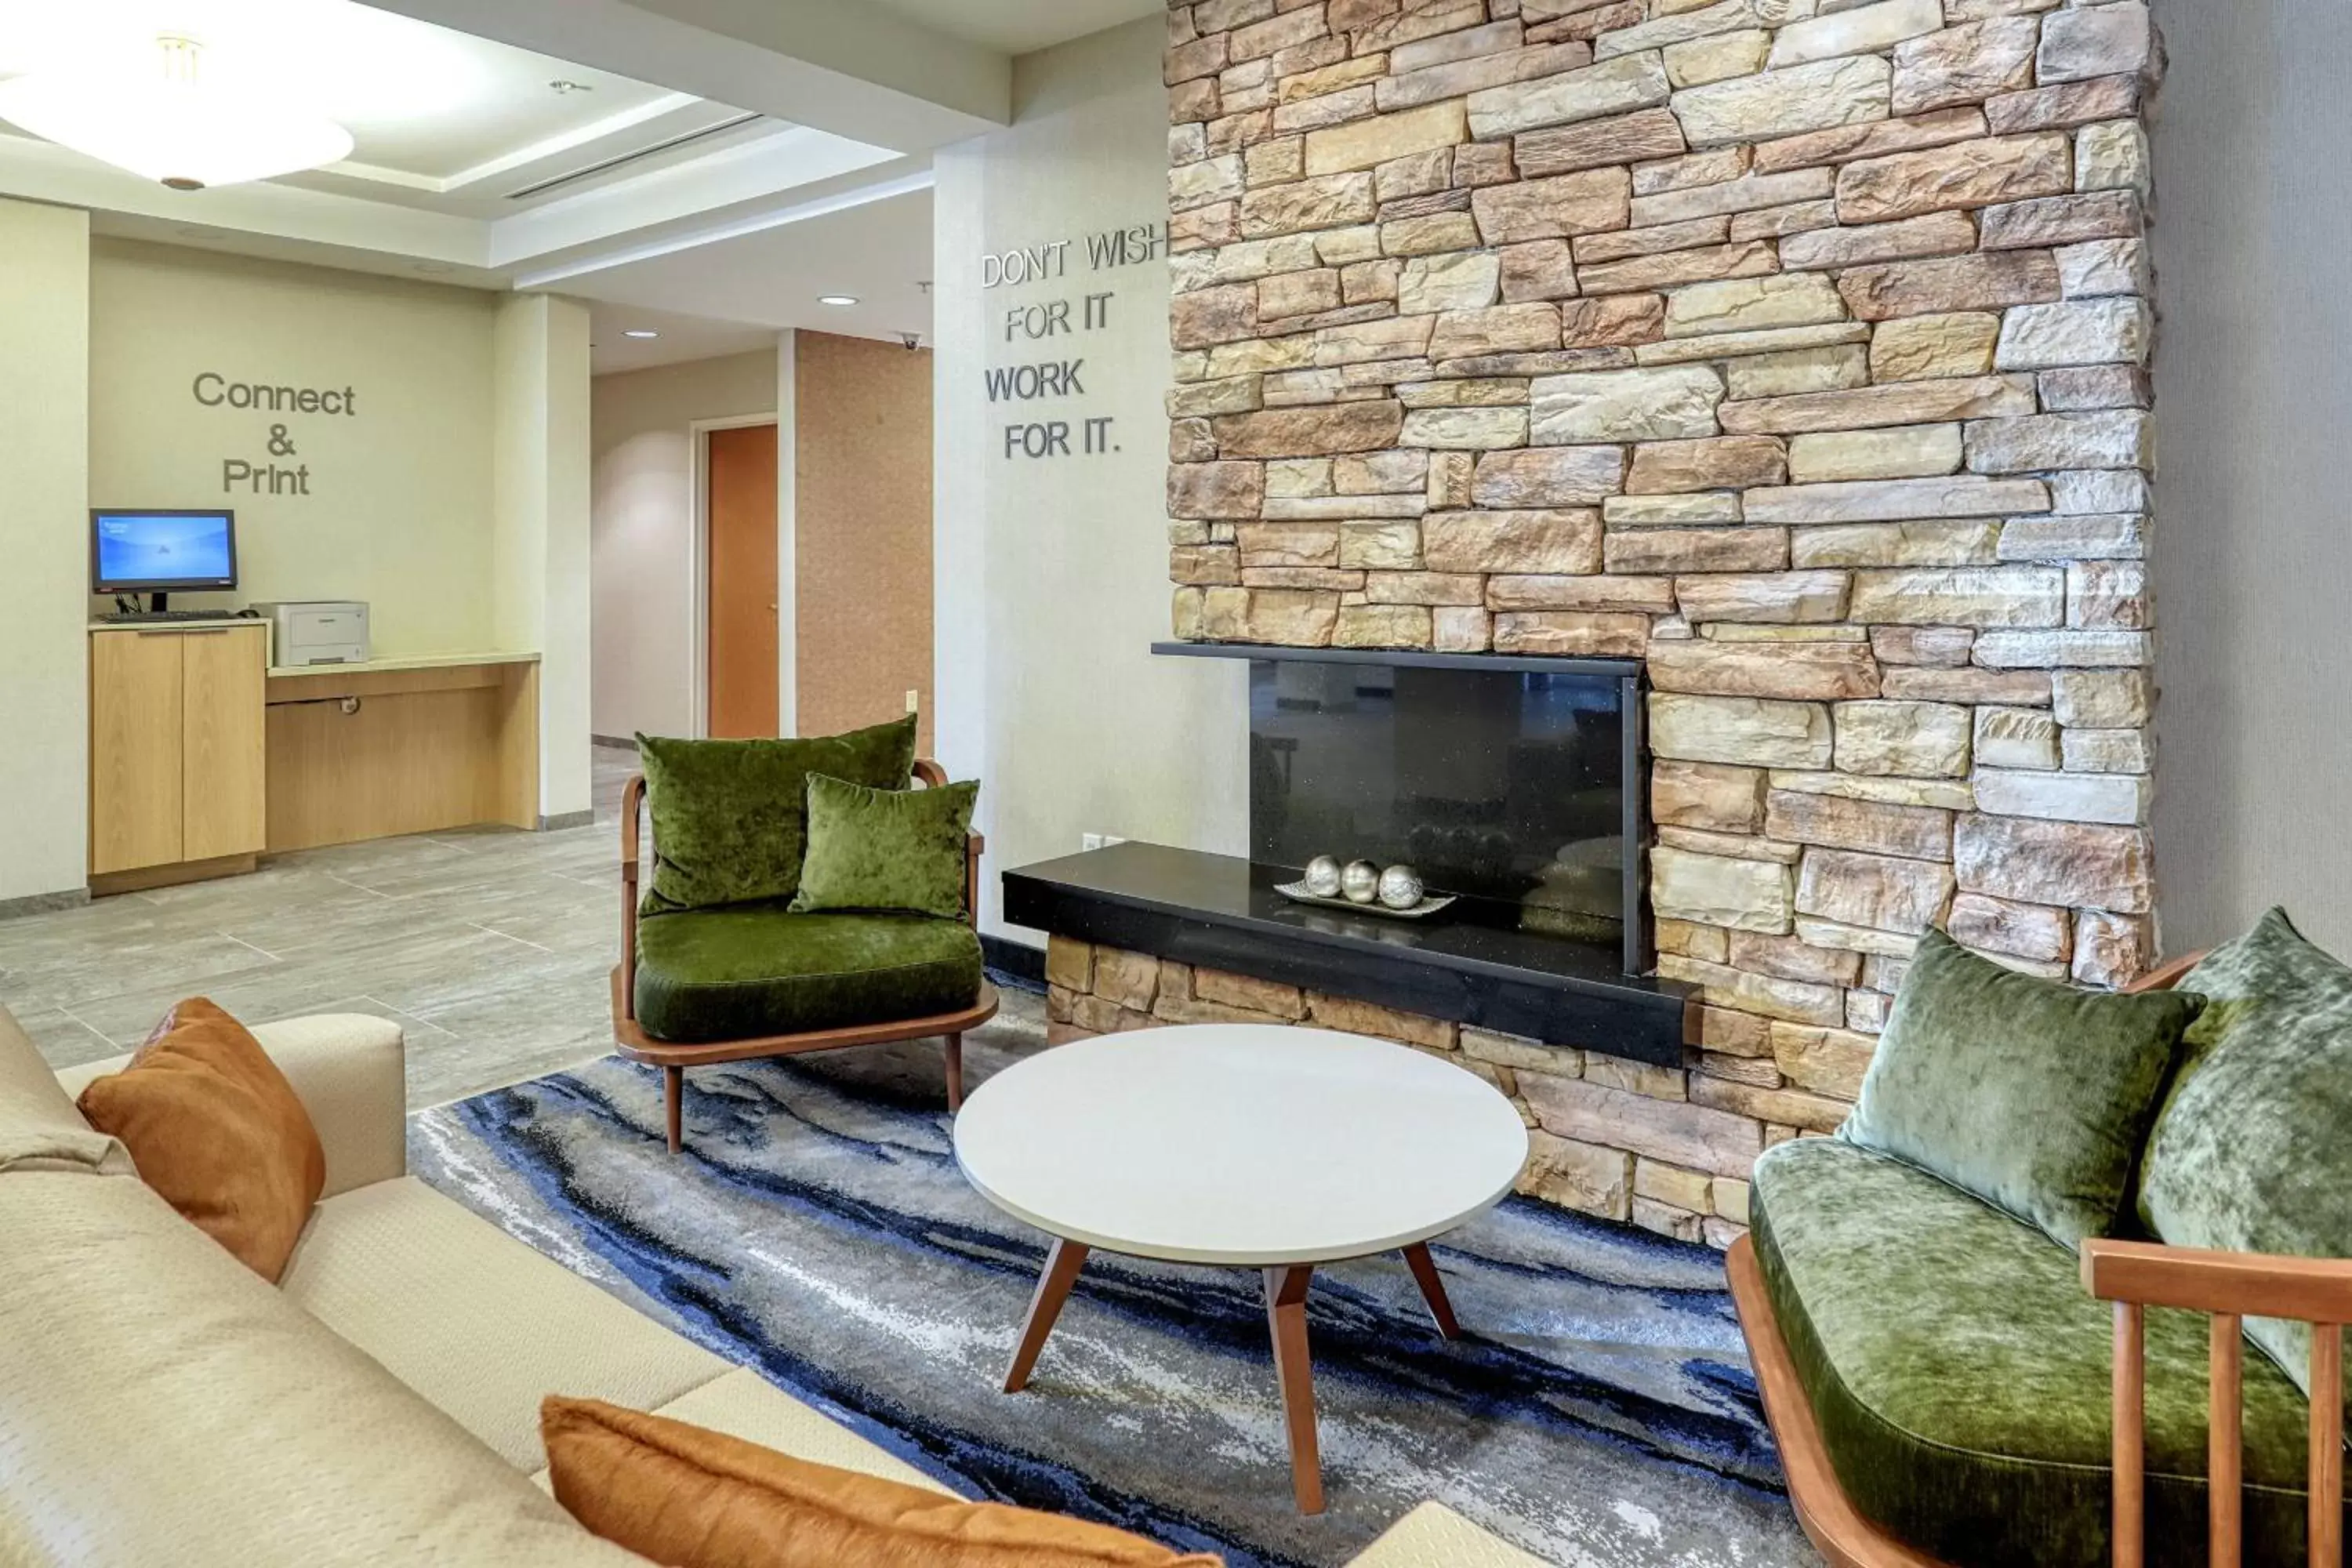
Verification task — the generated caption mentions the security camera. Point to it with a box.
[899,332,922,350]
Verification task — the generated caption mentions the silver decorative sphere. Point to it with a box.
[1341,858,1381,904]
[1302,855,1344,898]
[1377,863,1425,910]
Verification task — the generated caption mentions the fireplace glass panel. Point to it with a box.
[1248,659,1632,947]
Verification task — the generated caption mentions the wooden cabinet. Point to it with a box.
[89,624,268,885]
[89,630,186,877]
[180,628,269,861]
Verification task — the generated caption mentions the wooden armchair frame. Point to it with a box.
[2083,1239,2348,1568]
[612,759,998,1154]
[1725,946,2347,1568]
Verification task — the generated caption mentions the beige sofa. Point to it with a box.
[0,1006,1541,1567]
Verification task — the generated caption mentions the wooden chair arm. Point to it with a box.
[2089,1235,2350,1568]
[620,773,646,1023]
[964,829,986,931]
[2084,1239,2352,1323]
[909,760,985,927]
[2124,950,2208,994]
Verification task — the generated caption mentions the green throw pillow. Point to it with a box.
[790,773,978,920]
[1840,927,2203,1250]
[2140,908,2352,1405]
[636,714,916,916]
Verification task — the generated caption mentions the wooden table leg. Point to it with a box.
[1004,1238,1089,1393]
[1402,1242,1461,1341]
[944,1033,965,1112]
[663,1065,684,1155]
[1263,1264,1324,1515]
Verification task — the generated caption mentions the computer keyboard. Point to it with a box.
[98,610,252,624]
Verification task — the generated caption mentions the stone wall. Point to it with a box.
[1159,0,2162,1238]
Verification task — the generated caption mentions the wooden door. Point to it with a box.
[706,423,779,739]
[181,625,268,861]
[89,630,185,874]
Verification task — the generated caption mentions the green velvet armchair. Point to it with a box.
[1729,949,2352,1568]
[611,760,997,1154]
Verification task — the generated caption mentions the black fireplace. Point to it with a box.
[998,644,1686,1064]
[1246,650,1650,977]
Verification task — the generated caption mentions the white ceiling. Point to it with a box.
[566,184,934,362]
[0,0,902,272]
[0,0,732,202]
[867,0,1162,56]
[586,301,777,375]
[0,0,1139,378]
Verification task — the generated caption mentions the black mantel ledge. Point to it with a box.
[1149,639,1644,679]
[1002,841,1692,1069]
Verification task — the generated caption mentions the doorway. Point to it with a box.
[704,421,779,739]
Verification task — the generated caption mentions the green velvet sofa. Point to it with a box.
[1730,928,2352,1568]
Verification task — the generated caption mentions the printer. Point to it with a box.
[252,601,369,666]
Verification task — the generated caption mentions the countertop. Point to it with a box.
[267,651,541,678]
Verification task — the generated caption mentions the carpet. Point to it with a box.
[409,1025,1818,1568]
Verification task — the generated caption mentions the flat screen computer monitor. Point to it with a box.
[92,510,238,599]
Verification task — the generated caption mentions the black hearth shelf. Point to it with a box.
[1002,841,1692,1069]
[1149,640,1643,679]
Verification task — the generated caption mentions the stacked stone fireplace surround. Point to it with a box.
[1054,0,2166,1247]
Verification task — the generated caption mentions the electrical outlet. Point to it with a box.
[1080,833,1104,852]
[904,688,919,713]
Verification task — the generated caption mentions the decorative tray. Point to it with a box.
[1273,880,1456,921]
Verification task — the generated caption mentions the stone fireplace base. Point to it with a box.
[1046,935,1873,1249]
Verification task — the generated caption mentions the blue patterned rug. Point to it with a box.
[410,1022,1817,1567]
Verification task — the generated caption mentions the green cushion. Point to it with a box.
[790,774,978,920]
[1840,927,2203,1250]
[1753,1135,2336,1568]
[633,904,982,1044]
[636,715,917,916]
[2142,908,2352,1408]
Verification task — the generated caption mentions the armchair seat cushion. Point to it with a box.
[1752,1135,2337,1568]
[634,906,984,1045]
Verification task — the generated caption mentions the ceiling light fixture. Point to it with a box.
[0,35,354,191]
[622,329,660,339]
[818,294,859,307]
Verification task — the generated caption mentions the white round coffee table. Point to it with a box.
[953,1023,1530,1514]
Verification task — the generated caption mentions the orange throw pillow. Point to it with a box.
[77,998,325,1282]
[542,1396,1224,1568]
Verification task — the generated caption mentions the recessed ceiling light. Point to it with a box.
[622,328,659,339]
[818,294,858,307]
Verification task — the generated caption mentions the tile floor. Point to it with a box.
[0,744,1040,1109]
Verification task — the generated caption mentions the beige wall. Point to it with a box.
[0,200,91,907]
[493,293,595,822]
[589,347,779,739]
[934,17,1249,943]
[2151,0,2352,956]
[796,330,933,751]
[89,241,502,659]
